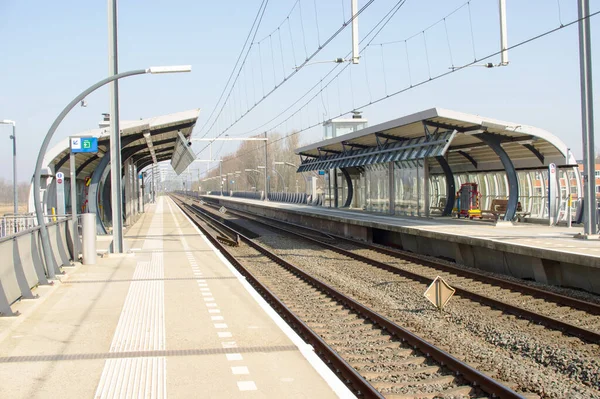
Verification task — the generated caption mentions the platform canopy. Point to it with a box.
[296,108,576,173]
[44,109,200,178]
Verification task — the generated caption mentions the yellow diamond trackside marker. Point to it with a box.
[424,276,456,311]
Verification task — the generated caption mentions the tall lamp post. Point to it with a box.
[0,120,17,214]
[33,65,191,278]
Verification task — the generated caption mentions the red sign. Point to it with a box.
[57,178,63,184]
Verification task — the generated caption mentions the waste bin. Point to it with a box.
[81,213,97,265]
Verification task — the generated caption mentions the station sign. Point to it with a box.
[318,170,325,175]
[56,172,64,185]
[55,172,66,215]
[71,137,98,153]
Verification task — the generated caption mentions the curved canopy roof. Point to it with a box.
[296,108,576,173]
[43,109,200,178]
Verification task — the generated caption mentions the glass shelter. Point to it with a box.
[296,108,582,224]
[29,110,200,234]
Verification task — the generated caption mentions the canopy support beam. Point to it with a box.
[341,168,353,208]
[457,151,478,169]
[477,133,519,221]
[435,156,456,216]
[522,144,545,164]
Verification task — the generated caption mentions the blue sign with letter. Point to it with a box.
[71,137,98,153]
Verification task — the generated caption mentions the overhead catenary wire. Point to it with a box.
[223,7,600,166]
[236,0,407,138]
[195,0,377,157]
[197,0,268,136]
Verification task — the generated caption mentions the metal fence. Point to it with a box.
[1,213,37,238]
[0,213,71,239]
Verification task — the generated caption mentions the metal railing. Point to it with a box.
[1,213,37,238]
[1,213,71,239]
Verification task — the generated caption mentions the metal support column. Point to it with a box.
[478,133,519,221]
[341,168,354,208]
[69,152,79,261]
[389,162,395,215]
[263,131,268,200]
[333,168,339,208]
[577,0,597,235]
[435,156,456,216]
[416,162,421,217]
[423,158,430,218]
[108,0,123,252]
[138,170,143,213]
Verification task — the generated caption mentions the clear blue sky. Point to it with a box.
[0,0,598,182]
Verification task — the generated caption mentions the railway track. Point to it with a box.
[172,195,522,398]
[194,197,600,345]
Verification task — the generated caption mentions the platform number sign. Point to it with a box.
[71,137,98,153]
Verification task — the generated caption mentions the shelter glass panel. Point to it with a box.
[394,161,423,217]
[429,174,446,215]
[365,164,389,213]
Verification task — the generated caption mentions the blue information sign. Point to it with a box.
[318,170,325,175]
[71,137,98,153]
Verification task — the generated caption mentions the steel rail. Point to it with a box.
[195,198,600,344]
[173,195,523,398]
[200,199,600,316]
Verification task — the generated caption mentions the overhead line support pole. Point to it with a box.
[264,132,269,200]
[498,0,509,65]
[577,0,597,236]
[108,0,124,253]
[351,0,359,64]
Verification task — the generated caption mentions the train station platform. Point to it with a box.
[201,195,600,295]
[0,197,350,398]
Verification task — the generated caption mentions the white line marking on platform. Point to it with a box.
[211,316,224,321]
[208,309,221,314]
[202,292,212,296]
[218,332,233,338]
[221,341,238,349]
[206,303,217,307]
[237,381,257,391]
[214,323,228,329]
[231,366,249,375]
[200,288,210,292]
[204,297,215,302]
[226,353,243,361]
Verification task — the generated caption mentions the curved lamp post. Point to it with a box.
[34,65,191,278]
[274,161,308,193]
